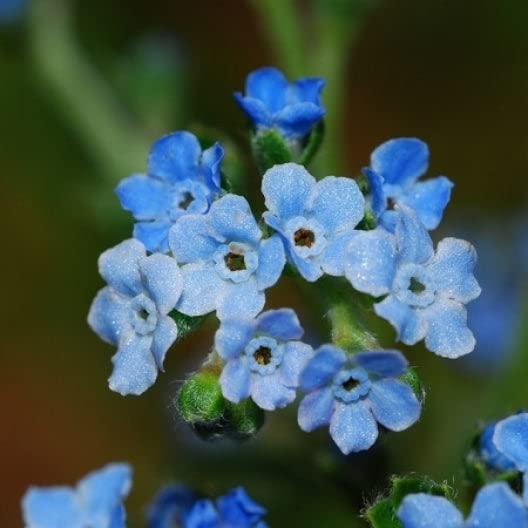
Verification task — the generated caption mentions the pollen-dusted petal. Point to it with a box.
[256,308,303,341]
[397,494,463,528]
[215,318,255,361]
[300,345,346,391]
[395,206,434,265]
[279,341,313,388]
[354,350,408,377]
[297,387,334,432]
[245,66,288,112]
[216,278,265,321]
[133,220,172,254]
[256,234,286,290]
[88,287,130,346]
[493,413,528,472]
[219,358,251,403]
[151,316,178,370]
[168,215,218,264]
[250,374,295,411]
[321,231,359,276]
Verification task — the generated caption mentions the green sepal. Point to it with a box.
[400,367,426,404]
[224,399,265,441]
[251,128,292,174]
[169,310,207,342]
[357,208,377,230]
[365,498,401,528]
[298,120,325,167]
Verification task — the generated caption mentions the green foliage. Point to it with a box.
[169,310,207,342]
[400,368,426,404]
[251,128,292,174]
[225,399,265,440]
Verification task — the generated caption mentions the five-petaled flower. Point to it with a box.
[234,66,325,139]
[364,138,453,232]
[146,485,197,528]
[88,239,182,395]
[22,463,132,528]
[169,194,285,320]
[217,308,313,410]
[116,131,224,253]
[298,345,421,454]
[345,206,480,358]
[262,163,365,281]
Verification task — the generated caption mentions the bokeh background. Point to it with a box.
[2,0,527,526]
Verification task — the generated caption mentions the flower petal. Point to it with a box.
[354,350,408,377]
[215,319,255,361]
[151,316,178,370]
[133,220,172,254]
[300,345,346,391]
[274,102,325,138]
[233,93,272,127]
[217,487,267,526]
[220,359,251,403]
[88,287,130,346]
[22,487,83,528]
[169,215,218,264]
[395,206,434,265]
[493,413,528,472]
[256,308,304,341]
[256,234,286,290]
[286,242,323,282]
[250,374,296,410]
[363,167,386,217]
[321,231,359,276]
[290,77,325,105]
[297,388,334,432]
[245,67,288,112]
[397,494,463,528]
[216,279,265,320]
[186,499,218,528]
[279,341,314,388]
[201,141,224,191]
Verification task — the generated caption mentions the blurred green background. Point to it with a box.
[2,0,527,526]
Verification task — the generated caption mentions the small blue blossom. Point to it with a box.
[22,463,132,528]
[364,138,453,232]
[397,482,528,528]
[169,194,285,320]
[261,163,365,281]
[146,485,197,528]
[88,239,183,395]
[216,308,313,410]
[185,487,267,528]
[297,346,420,454]
[234,66,325,139]
[479,420,517,472]
[116,131,224,253]
[345,206,481,358]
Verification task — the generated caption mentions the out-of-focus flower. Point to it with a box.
[146,485,197,528]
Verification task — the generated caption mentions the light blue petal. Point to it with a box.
[321,231,359,276]
[397,494,463,528]
[208,194,261,244]
[233,93,272,127]
[256,234,286,290]
[133,220,172,254]
[168,215,218,264]
[493,413,528,472]
[201,141,224,191]
[371,138,429,186]
[274,102,325,138]
[300,345,347,391]
[308,176,364,234]
[245,67,288,112]
[176,263,223,317]
[22,487,83,528]
[467,482,528,528]
[250,374,296,410]
[329,400,378,454]
[400,176,453,230]
[88,287,130,346]
[363,167,386,217]
[256,308,303,340]
[290,77,325,105]
[98,239,144,296]
[423,299,475,358]
[374,295,427,345]
[345,229,397,296]
[219,358,251,403]
[185,499,218,528]
[262,163,315,220]
[147,131,201,183]
[279,341,313,388]
[297,388,335,432]
[369,379,421,431]
[286,241,323,282]
[215,319,255,360]
[479,422,517,471]
[395,206,434,265]
[354,350,408,377]
[108,335,158,396]
[378,209,399,232]
[139,253,183,314]
[151,316,178,370]
[427,237,481,303]
[216,278,265,320]
[115,174,170,221]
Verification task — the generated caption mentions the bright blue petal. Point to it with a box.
[479,422,517,471]
[369,379,421,431]
[397,494,463,528]
[279,342,313,388]
[215,319,255,361]
[354,350,408,377]
[177,263,223,317]
[467,482,528,528]
[256,308,303,341]
[146,485,197,528]
[151,316,178,370]
[364,167,386,217]
[345,229,397,296]
[245,67,288,112]
[233,94,272,128]
[297,388,335,432]
[216,278,265,320]
[22,487,83,528]
[371,138,429,186]
[185,499,218,528]
[201,141,224,191]
[493,413,528,472]
[290,77,325,105]
[395,206,434,265]
[256,234,286,290]
[300,345,347,391]
[168,215,218,264]
[88,287,130,346]
[329,400,378,454]
[250,374,295,410]
[400,176,453,230]
[321,231,358,276]
[274,102,325,138]
[220,359,251,403]
[428,237,481,303]
[217,487,266,526]
[423,299,475,358]
[134,221,172,254]
[147,131,201,183]
[262,163,315,220]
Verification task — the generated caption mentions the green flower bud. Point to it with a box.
[224,399,265,441]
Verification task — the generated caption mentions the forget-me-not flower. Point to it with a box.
[345,206,480,358]
[22,463,132,528]
[217,308,313,411]
[479,420,518,472]
[397,482,528,528]
[169,194,285,320]
[146,485,197,528]
[88,239,183,395]
[298,345,421,454]
[234,66,325,139]
[116,131,224,253]
[262,163,365,281]
[364,138,453,232]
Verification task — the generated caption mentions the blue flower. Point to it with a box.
[397,482,528,528]
[297,346,420,454]
[234,66,325,139]
[22,463,132,528]
[88,239,183,395]
[261,163,365,281]
[493,413,528,503]
[116,131,224,253]
[185,487,267,528]
[345,206,481,358]
[146,485,197,528]
[169,194,285,320]
[364,138,453,231]
[479,421,517,472]
[216,308,313,410]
